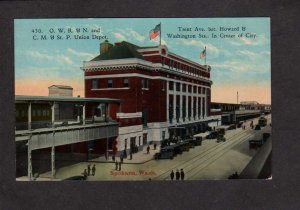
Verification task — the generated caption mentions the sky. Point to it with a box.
[15,18,271,104]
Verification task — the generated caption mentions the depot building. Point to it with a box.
[82,40,220,154]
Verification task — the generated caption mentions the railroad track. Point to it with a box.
[152,128,256,180]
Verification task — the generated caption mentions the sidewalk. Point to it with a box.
[90,144,161,164]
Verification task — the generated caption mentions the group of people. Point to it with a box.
[82,164,96,178]
[146,143,157,154]
[170,169,185,180]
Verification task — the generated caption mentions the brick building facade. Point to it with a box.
[82,40,218,153]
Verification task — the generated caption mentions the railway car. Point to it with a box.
[258,117,267,127]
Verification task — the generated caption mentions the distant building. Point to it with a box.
[48,85,73,97]
[240,101,271,111]
[240,101,259,105]
[211,102,271,124]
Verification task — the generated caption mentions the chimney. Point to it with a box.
[100,40,113,54]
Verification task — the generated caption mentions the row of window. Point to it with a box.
[162,58,209,78]
[91,78,207,93]
[92,78,152,90]
[16,109,51,118]
[92,79,115,89]
[169,81,207,94]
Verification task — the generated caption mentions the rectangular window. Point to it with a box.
[92,79,98,89]
[188,85,192,93]
[176,83,180,91]
[193,86,197,93]
[108,79,113,88]
[141,79,144,88]
[169,81,174,90]
[32,110,36,117]
[182,84,186,92]
[141,79,149,89]
[123,78,129,88]
[142,108,148,126]
[198,87,202,94]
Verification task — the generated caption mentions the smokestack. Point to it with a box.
[100,40,113,54]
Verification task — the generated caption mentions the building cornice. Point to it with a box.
[82,58,212,84]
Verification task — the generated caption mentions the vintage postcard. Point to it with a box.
[15,18,271,181]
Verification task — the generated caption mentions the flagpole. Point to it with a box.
[160,22,161,46]
[205,46,206,65]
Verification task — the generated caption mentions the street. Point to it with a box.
[40,115,271,181]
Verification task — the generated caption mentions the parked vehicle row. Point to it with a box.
[154,138,202,160]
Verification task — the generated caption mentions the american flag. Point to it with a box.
[150,24,161,40]
[200,48,206,58]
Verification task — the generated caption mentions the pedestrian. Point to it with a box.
[118,162,122,171]
[175,169,180,180]
[180,169,185,180]
[129,150,133,160]
[82,169,88,179]
[170,170,174,180]
[120,154,124,163]
[115,160,118,170]
[87,164,91,176]
[147,145,150,154]
[154,143,157,150]
[92,164,96,176]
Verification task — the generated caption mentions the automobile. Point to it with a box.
[154,146,174,160]
[258,117,267,127]
[172,144,183,155]
[237,122,243,128]
[228,124,237,130]
[178,141,192,152]
[254,124,261,130]
[249,140,263,149]
[63,175,86,180]
[217,128,226,135]
[206,131,219,139]
[216,134,226,143]
[189,137,202,146]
